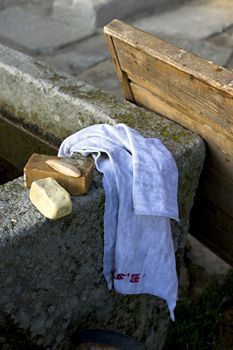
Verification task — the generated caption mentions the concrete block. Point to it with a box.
[134,0,233,41]
[0,44,205,349]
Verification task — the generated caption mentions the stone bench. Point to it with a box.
[0,44,205,349]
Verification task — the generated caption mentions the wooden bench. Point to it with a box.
[104,19,233,266]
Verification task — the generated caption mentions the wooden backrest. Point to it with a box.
[104,19,233,265]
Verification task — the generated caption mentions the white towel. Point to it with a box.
[58,123,179,320]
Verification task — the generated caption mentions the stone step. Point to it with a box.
[0,0,192,52]
[33,0,233,96]
[0,3,95,52]
[41,33,110,76]
[133,0,233,41]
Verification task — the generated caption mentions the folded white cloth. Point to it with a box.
[58,123,179,320]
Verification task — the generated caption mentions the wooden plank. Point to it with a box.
[104,32,135,102]
[104,19,233,265]
[113,37,233,133]
[190,198,233,266]
[130,82,233,182]
[104,20,233,96]
[198,166,233,219]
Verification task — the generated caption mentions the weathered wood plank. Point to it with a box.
[130,82,233,182]
[113,37,233,133]
[190,199,233,266]
[104,20,233,96]
[198,166,233,219]
[104,32,135,101]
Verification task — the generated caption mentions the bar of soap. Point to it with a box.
[24,153,94,195]
[29,177,72,219]
[45,159,81,178]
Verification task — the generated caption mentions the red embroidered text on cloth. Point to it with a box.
[113,271,145,283]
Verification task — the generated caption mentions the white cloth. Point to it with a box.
[58,123,179,320]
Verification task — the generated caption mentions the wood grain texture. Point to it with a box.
[130,82,233,181]
[190,198,233,266]
[104,20,233,96]
[114,38,233,131]
[104,19,233,265]
[104,32,135,102]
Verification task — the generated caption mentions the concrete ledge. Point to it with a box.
[0,44,205,349]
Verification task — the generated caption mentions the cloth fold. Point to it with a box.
[58,123,179,320]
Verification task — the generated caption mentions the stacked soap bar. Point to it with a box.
[24,153,94,195]
[30,177,72,219]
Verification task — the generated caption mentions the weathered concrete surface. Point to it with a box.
[0,0,27,10]
[207,24,233,69]
[0,172,177,350]
[77,59,123,99]
[42,34,110,76]
[181,234,232,300]
[0,0,192,52]
[0,44,205,349]
[134,0,233,41]
[208,24,233,48]
[94,0,191,27]
[186,235,232,277]
[0,43,203,159]
[0,3,95,52]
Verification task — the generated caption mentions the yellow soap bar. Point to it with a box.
[29,177,72,219]
[24,153,94,195]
